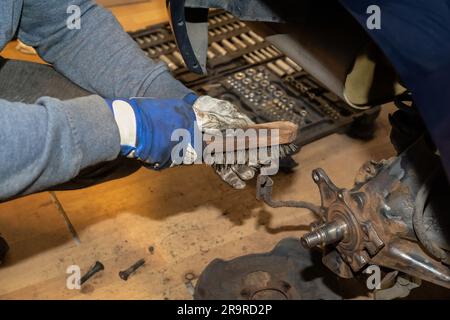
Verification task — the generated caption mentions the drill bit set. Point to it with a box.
[129,10,380,150]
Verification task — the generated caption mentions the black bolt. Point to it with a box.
[119,258,145,281]
[80,261,104,285]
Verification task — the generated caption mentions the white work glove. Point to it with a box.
[192,96,260,189]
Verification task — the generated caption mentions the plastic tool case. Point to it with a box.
[129,10,380,148]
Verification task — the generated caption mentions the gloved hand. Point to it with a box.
[106,94,260,189]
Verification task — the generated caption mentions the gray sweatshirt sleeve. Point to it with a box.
[0,96,120,200]
[0,0,192,200]
[18,0,191,99]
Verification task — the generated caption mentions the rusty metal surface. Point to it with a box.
[374,273,421,300]
[252,135,450,292]
[301,138,450,289]
[194,238,368,300]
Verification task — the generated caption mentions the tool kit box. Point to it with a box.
[129,10,380,148]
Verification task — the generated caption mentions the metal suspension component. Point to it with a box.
[256,137,450,290]
[301,220,348,248]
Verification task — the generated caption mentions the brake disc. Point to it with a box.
[194,237,367,300]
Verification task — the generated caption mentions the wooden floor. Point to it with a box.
[0,1,401,299]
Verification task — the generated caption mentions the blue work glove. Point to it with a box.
[106,93,198,169]
[106,94,263,188]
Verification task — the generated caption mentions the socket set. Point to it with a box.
[129,10,380,148]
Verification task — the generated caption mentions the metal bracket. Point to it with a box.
[374,273,421,300]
